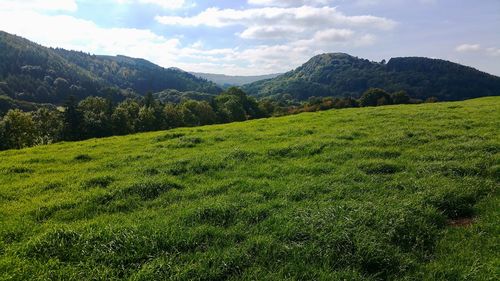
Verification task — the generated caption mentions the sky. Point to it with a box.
[0,0,499,76]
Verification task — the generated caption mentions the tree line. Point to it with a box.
[0,87,265,150]
[272,88,436,115]
[0,87,429,151]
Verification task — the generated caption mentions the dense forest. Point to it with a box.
[0,31,220,107]
[3,31,500,118]
[243,53,500,101]
[0,87,423,151]
[1,31,499,151]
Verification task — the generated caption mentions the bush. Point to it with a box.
[359,88,392,107]
[425,97,439,103]
[0,109,36,149]
[391,91,411,104]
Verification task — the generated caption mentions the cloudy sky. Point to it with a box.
[0,0,499,76]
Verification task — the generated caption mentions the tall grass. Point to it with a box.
[0,97,498,280]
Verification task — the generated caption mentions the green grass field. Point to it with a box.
[0,97,499,280]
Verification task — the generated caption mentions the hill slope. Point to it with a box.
[1,97,498,280]
[55,50,221,95]
[243,53,500,101]
[0,31,221,105]
[192,72,281,87]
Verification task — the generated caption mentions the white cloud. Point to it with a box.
[309,28,354,42]
[114,0,189,9]
[156,5,392,74]
[486,47,500,57]
[154,5,391,73]
[0,0,78,12]
[155,6,396,31]
[355,0,437,6]
[248,0,331,7]
[455,43,481,52]
[239,26,305,40]
[0,7,297,75]
[0,11,180,67]
[455,44,500,59]
[0,1,395,75]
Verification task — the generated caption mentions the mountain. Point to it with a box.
[54,50,222,95]
[3,30,499,107]
[243,53,500,101]
[191,72,281,87]
[0,31,221,105]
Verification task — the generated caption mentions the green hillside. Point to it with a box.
[0,32,105,103]
[54,50,221,95]
[0,31,220,105]
[0,95,47,116]
[243,53,500,101]
[0,97,499,280]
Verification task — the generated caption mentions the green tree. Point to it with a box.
[137,106,159,132]
[215,95,246,123]
[32,108,63,145]
[377,95,392,106]
[334,97,358,109]
[391,91,411,104]
[112,99,140,135]
[62,96,82,141]
[0,122,5,150]
[258,99,276,117]
[164,103,183,129]
[180,100,217,126]
[359,88,392,107]
[214,87,262,122]
[0,109,36,149]
[53,77,70,97]
[425,97,439,103]
[78,96,112,138]
[143,92,155,108]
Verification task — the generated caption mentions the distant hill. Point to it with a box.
[0,31,221,105]
[191,72,281,87]
[243,53,500,101]
[153,89,216,104]
[55,50,222,95]
[2,30,499,107]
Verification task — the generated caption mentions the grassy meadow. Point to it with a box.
[0,97,499,280]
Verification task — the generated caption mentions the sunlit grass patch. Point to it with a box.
[0,97,498,280]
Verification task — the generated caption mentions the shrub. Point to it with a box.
[391,91,411,104]
[0,109,36,149]
[359,88,392,107]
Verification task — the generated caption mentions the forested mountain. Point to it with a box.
[243,53,500,101]
[0,31,221,105]
[191,72,281,87]
[55,50,221,95]
[0,32,105,104]
[2,30,499,109]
